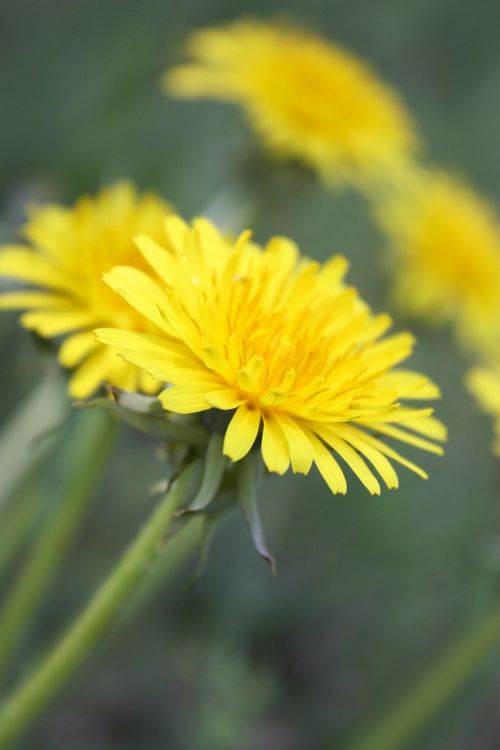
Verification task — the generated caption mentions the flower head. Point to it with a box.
[376,170,500,355]
[467,363,500,457]
[0,183,172,398]
[164,20,418,183]
[96,215,445,495]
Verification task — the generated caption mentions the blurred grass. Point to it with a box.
[1,0,500,748]
[0,410,118,687]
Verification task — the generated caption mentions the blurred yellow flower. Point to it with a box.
[0,183,172,398]
[96,215,445,495]
[376,170,500,355]
[467,363,500,457]
[164,20,418,183]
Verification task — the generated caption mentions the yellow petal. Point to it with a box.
[163,215,189,254]
[158,386,211,414]
[305,430,347,495]
[102,266,168,331]
[333,425,399,489]
[403,415,448,441]
[355,431,428,480]
[366,407,434,423]
[68,347,114,399]
[223,404,261,461]
[108,351,171,382]
[205,389,244,410]
[315,426,381,495]
[363,421,444,455]
[135,235,173,285]
[193,217,231,270]
[0,292,70,310]
[0,247,71,290]
[139,369,159,394]
[278,415,314,474]
[94,328,189,360]
[58,331,98,367]
[237,355,264,391]
[261,413,290,474]
[21,309,96,337]
[380,370,441,400]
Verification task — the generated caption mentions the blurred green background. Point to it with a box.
[1,1,500,748]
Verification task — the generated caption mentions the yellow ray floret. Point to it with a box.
[95,215,445,495]
[0,183,173,398]
[164,20,418,183]
[466,362,500,457]
[375,169,500,356]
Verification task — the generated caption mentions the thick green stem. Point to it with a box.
[344,607,500,750]
[0,410,118,683]
[0,460,200,750]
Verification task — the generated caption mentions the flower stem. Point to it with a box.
[0,410,118,685]
[0,459,200,749]
[344,607,500,750]
[115,514,203,633]
[0,479,40,585]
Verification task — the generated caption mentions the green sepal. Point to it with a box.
[237,452,276,575]
[75,386,209,446]
[172,448,277,575]
[183,434,228,513]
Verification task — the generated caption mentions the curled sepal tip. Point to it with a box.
[173,440,277,576]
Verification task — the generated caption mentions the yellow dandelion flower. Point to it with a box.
[376,170,500,355]
[95,215,445,495]
[467,363,500,457]
[164,20,418,183]
[0,182,173,398]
